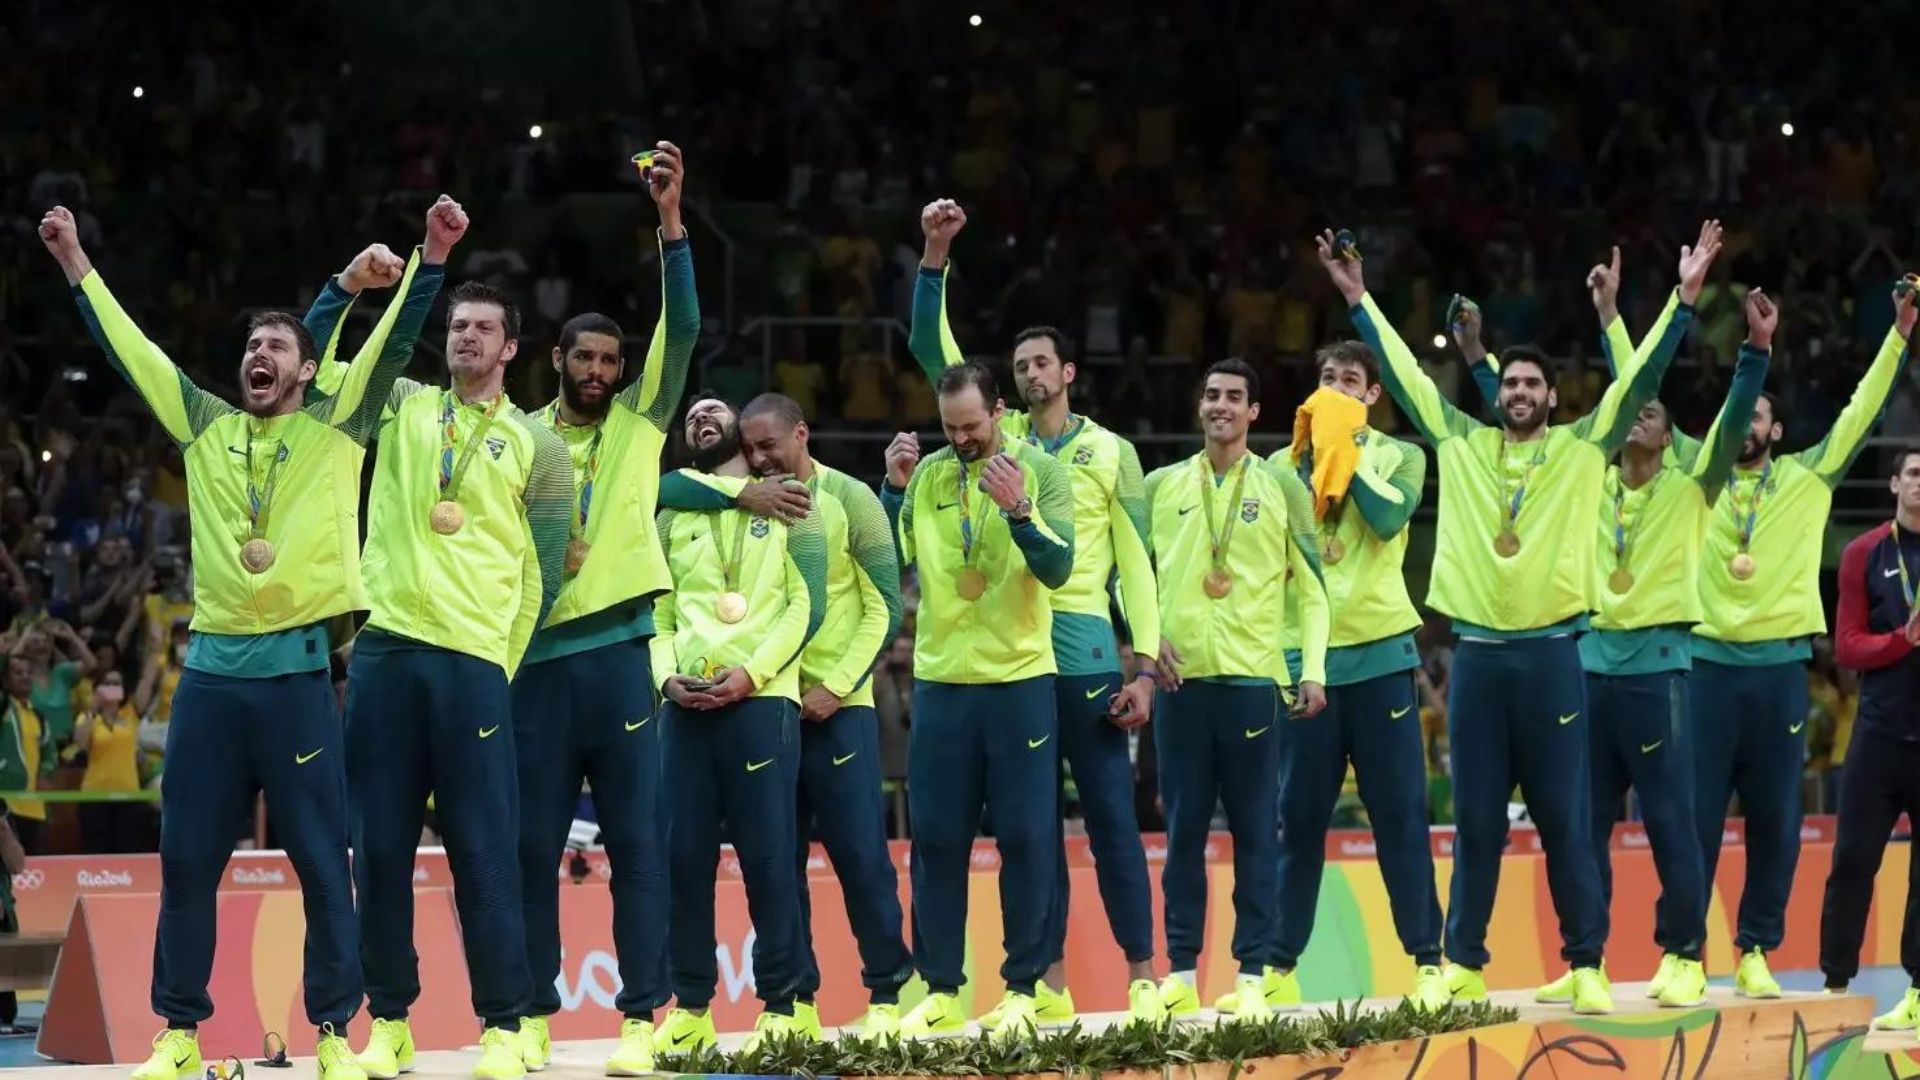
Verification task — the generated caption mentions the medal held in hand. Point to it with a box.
[1196,454,1252,600]
[239,432,287,575]
[431,391,505,536]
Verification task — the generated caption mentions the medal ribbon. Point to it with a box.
[712,511,751,591]
[1894,520,1917,612]
[1733,460,1772,553]
[1024,414,1083,457]
[439,391,506,501]
[244,426,288,541]
[1610,469,1666,569]
[1196,453,1252,573]
[542,404,605,536]
[955,457,991,567]
[1489,435,1548,534]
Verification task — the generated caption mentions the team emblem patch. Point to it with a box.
[750,515,771,538]
[1072,445,1094,466]
[1241,499,1260,523]
[485,437,507,459]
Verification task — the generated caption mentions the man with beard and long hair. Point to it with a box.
[40,198,456,1080]
[648,394,827,1053]
[1319,222,1716,1016]
[1684,277,1915,999]
[1467,269,1775,1009]
[1143,358,1329,1024]
[736,392,911,1040]
[346,269,572,1077]
[909,199,1164,1028]
[880,363,1074,1040]
[507,144,699,1076]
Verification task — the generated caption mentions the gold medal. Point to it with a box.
[955,567,988,601]
[1203,568,1235,598]
[1493,528,1521,558]
[430,500,465,535]
[239,538,276,574]
[565,538,591,574]
[1323,538,1346,565]
[1729,552,1756,581]
[1607,567,1634,595]
[716,591,749,624]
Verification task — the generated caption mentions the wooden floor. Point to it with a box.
[1,983,1883,1077]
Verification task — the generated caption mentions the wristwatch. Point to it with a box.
[1004,496,1033,523]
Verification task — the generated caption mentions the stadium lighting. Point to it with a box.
[969,13,983,26]
[529,124,544,139]
[131,86,145,99]
[1432,334,1447,348]
[1781,122,1795,137]
[40,451,51,463]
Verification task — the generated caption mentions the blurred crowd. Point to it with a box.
[0,0,1906,853]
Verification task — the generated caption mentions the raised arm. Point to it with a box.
[41,207,232,445]
[1317,228,1479,445]
[1796,286,1918,485]
[908,199,970,382]
[621,143,702,432]
[881,433,922,571]
[1688,291,1776,500]
[818,479,903,699]
[1348,437,1427,539]
[1577,223,1722,452]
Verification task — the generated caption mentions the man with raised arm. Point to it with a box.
[1143,358,1329,1024]
[910,198,1164,1027]
[881,363,1075,1040]
[346,270,572,1079]
[509,144,699,1077]
[1468,275,1777,1010]
[734,392,911,1040]
[648,395,828,1054]
[1686,270,1915,999]
[1266,342,1446,1013]
[1318,222,1717,1015]
[39,197,455,1080]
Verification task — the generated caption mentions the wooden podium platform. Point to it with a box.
[13,984,1897,1078]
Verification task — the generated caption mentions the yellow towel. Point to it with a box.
[1291,387,1369,519]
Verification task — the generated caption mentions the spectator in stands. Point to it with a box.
[72,669,145,853]
[18,622,90,746]
[0,653,53,853]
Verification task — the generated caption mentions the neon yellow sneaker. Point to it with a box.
[1645,954,1679,999]
[856,1002,901,1039]
[517,1016,549,1072]
[1262,967,1302,1011]
[652,1007,717,1055]
[1570,967,1612,1015]
[1534,969,1574,1004]
[1658,959,1708,1008]
[1158,975,1201,1020]
[606,1018,656,1076]
[1218,975,1272,1022]
[1033,982,1076,1028]
[983,992,1037,1042]
[357,1018,415,1079]
[474,1028,526,1080]
[793,1001,824,1040]
[741,1010,811,1054]
[1444,963,1487,1003]
[131,1029,202,1080]
[1735,947,1781,999]
[899,992,967,1038]
[1409,965,1450,1011]
[1877,989,1920,1030]
[1126,979,1165,1025]
[318,1025,366,1080]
